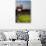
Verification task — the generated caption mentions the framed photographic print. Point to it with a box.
[16,0,31,23]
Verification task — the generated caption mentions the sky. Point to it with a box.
[16,0,31,9]
[16,0,31,1]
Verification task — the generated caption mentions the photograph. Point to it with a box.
[16,0,31,23]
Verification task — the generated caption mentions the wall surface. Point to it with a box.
[0,0,46,30]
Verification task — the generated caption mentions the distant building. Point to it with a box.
[16,4,23,12]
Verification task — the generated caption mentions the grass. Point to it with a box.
[17,14,31,23]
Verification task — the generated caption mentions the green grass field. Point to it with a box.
[17,14,31,23]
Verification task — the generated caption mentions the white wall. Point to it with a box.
[0,0,46,29]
